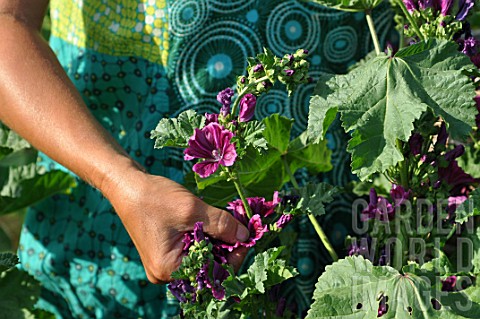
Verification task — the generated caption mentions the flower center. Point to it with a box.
[212,149,222,161]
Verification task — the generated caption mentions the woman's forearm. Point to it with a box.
[0,13,139,192]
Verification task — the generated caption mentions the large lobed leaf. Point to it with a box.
[307,256,480,319]
[308,39,477,180]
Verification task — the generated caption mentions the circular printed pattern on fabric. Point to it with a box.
[170,0,209,37]
[173,19,262,103]
[210,0,256,14]
[323,26,358,64]
[172,98,222,117]
[254,89,289,120]
[266,2,320,56]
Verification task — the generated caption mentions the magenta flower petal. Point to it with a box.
[184,123,237,177]
[227,199,248,225]
[238,93,257,122]
[192,161,219,178]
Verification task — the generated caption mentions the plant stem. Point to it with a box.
[232,172,253,219]
[281,156,339,262]
[223,167,253,219]
[365,10,381,56]
[231,75,270,116]
[396,139,409,189]
[396,0,426,41]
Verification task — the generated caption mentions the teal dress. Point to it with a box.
[18,1,395,317]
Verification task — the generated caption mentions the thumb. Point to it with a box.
[202,206,249,244]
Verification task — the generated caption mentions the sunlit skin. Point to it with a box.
[0,0,248,283]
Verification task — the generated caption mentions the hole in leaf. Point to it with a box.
[356,303,362,310]
[377,295,388,317]
[407,306,412,315]
[431,299,442,310]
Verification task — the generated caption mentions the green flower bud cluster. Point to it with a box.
[402,10,463,40]
[171,240,213,283]
[236,48,311,97]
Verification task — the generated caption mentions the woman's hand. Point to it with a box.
[103,167,250,283]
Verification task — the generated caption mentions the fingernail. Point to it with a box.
[236,225,249,242]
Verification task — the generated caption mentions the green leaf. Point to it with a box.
[455,189,480,224]
[307,256,448,318]
[308,39,476,180]
[0,170,76,216]
[286,131,332,174]
[224,247,297,298]
[306,0,383,11]
[0,148,37,168]
[0,252,19,272]
[0,268,41,318]
[0,123,31,152]
[262,114,293,154]
[292,183,340,217]
[150,110,206,149]
[240,120,267,152]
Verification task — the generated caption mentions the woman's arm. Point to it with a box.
[0,0,248,283]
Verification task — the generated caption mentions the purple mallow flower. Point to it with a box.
[456,0,475,20]
[238,93,257,122]
[205,113,219,125]
[409,133,423,156]
[390,184,411,206]
[442,276,457,291]
[168,280,195,303]
[184,123,237,178]
[210,262,229,300]
[217,88,234,108]
[285,69,295,76]
[253,64,264,72]
[361,188,394,222]
[276,213,293,229]
[403,0,418,12]
[221,214,269,252]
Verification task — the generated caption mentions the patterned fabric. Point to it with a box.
[18,1,395,318]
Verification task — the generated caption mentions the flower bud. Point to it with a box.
[238,93,257,122]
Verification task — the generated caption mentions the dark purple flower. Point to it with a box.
[361,188,394,222]
[437,122,448,147]
[438,161,479,194]
[196,263,210,291]
[210,261,229,300]
[276,213,293,229]
[227,199,249,226]
[168,279,195,303]
[253,64,264,73]
[193,222,205,242]
[182,232,194,252]
[205,113,219,125]
[456,0,474,20]
[390,184,411,206]
[221,214,268,251]
[458,36,479,56]
[285,69,295,76]
[447,195,468,215]
[441,0,454,16]
[238,93,257,122]
[409,133,423,156]
[303,49,309,54]
[184,123,237,178]
[445,144,465,162]
[418,0,435,10]
[262,81,272,88]
[403,0,417,12]
[248,192,281,217]
[217,88,234,109]
[240,76,246,84]
[442,276,457,291]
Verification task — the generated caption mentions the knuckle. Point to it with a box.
[213,211,234,235]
